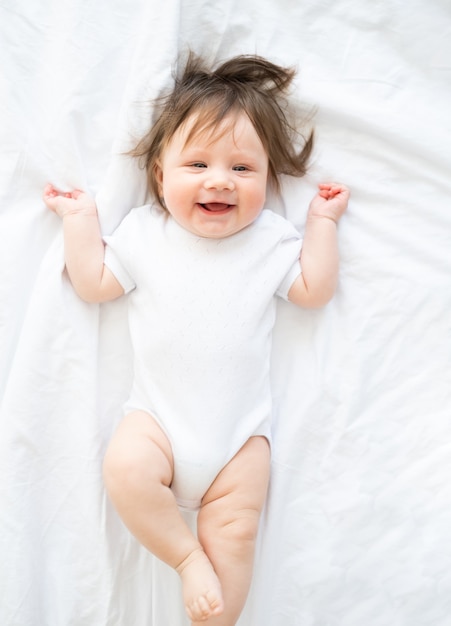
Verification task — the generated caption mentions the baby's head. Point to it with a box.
[132,52,314,210]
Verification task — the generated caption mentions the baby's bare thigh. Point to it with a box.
[201,436,271,512]
[106,410,174,485]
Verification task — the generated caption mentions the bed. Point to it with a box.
[1,1,451,624]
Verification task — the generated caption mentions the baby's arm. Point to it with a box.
[288,183,349,308]
[43,184,124,302]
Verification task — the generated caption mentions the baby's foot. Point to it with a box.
[176,548,224,622]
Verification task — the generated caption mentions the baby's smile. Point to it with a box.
[199,202,234,213]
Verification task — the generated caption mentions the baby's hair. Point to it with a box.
[130,51,314,208]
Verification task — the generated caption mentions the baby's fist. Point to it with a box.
[309,183,349,223]
[43,184,97,218]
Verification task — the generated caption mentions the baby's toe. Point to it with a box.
[187,597,210,621]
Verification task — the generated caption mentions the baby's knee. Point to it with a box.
[226,510,261,543]
[199,506,261,548]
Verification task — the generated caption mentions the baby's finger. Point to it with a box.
[43,183,58,198]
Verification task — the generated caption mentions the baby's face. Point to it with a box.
[155,112,269,239]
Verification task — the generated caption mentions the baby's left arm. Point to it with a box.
[288,183,349,308]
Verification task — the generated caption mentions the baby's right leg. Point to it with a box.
[103,410,224,622]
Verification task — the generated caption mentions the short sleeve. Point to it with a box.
[260,211,302,301]
[102,207,149,294]
[103,245,136,294]
[277,257,302,301]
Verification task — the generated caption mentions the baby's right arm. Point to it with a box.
[43,184,124,303]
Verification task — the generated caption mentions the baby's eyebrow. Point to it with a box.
[181,147,210,158]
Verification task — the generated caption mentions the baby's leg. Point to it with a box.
[195,436,271,625]
[102,410,224,622]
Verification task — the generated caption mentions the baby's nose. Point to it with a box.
[204,170,235,191]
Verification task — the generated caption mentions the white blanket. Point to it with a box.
[1,1,451,624]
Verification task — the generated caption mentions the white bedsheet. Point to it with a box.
[1,1,451,624]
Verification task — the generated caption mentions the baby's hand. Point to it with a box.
[43,184,97,218]
[308,183,350,223]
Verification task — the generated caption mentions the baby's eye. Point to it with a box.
[191,162,207,168]
[233,165,248,172]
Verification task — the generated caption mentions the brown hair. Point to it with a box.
[130,52,314,208]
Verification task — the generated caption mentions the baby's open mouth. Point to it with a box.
[200,203,232,212]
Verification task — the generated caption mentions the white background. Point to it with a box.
[1,1,450,624]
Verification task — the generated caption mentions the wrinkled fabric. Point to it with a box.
[1,1,451,625]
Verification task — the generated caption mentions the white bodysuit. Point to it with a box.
[104,204,302,510]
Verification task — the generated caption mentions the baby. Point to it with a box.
[43,53,349,625]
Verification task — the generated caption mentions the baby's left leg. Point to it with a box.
[194,436,271,625]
